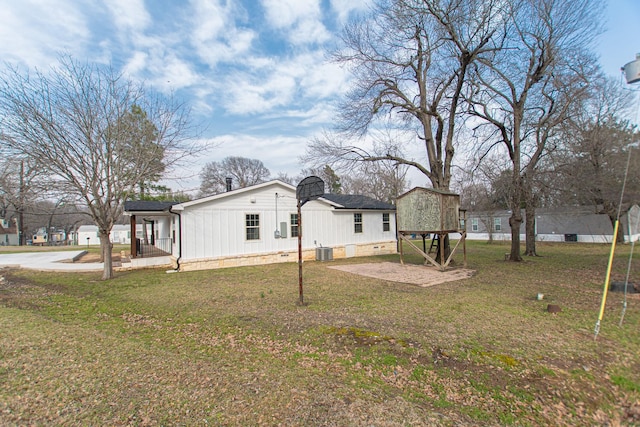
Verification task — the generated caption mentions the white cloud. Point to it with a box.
[188,0,256,67]
[261,0,330,45]
[104,0,151,33]
[329,0,372,24]
[0,0,90,68]
[202,133,310,174]
[262,0,319,28]
[290,18,331,45]
[224,70,298,114]
[218,48,344,116]
[295,53,348,98]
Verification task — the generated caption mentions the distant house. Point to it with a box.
[466,205,640,243]
[0,218,18,246]
[32,227,48,246]
[76,224,148,246]
[124,180,397,272]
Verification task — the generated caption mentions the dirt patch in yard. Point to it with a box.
[75,252,122,263]
[328,262,475,287]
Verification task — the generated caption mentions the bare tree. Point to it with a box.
[341,161,410,203]
[303,0,506,190]
[0,56,196,279]
[274,172,298,186]
[199,156,270,197]
[457,159,512,243]
[0,157,47,245]
[553,77,640,242]
[466,0,602,260]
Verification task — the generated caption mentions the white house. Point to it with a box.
[76,224,148,246]
[124,180,397,272]
[466,205,640,243]
[0,218,18,246]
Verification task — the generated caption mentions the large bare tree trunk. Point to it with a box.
[99,231,113,280]
[508,179,523,261]
[524,204,537,256]
[508,212,523,261]
[523,177,538,256]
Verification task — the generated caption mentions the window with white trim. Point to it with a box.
[494,217,501,232]
[382,213,390,232]
[290,213,299,238]
[354,213,363,233]
[471,218,479,232]
[246,214,260,240]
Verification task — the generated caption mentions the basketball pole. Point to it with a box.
[297,199,304,305]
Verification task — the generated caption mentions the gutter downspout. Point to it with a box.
[169,206,182,271]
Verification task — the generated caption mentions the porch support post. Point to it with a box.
[130,214,137,259]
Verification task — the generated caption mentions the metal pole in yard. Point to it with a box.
[297,200,304,305]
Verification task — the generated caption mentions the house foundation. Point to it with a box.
[174,241,397,272]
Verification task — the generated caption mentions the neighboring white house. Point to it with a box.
[124,180,397,272]
[0,218,18,246]
[466,205,640,243]
[76,224,147,246]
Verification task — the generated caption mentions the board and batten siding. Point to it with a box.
[301,202,395,248]
[179,185,300,261]
[176,182,396,263]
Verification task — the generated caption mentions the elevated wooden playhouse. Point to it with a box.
[395,187,467,271]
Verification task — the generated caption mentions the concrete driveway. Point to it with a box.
[0,251,103,272]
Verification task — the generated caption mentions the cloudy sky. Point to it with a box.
[1,0,638,195]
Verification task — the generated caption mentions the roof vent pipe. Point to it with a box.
[225,177,232,192]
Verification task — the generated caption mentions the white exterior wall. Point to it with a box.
[156,217,171,241]
[77,225,101,245]
[465,232,521,241]
[175,182,397,264]
[1,233,19,246]
[76,224,142,245]
[302,201,396,248]
[179,185,301,260]
[465,232,612,243]
[111,226,131,244]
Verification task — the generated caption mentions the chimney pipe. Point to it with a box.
[225,177,232,192]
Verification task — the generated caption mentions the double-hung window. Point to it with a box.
[354,213,363,233]
[246,214,260,240]
[382,213,390,232]
[290,213,299,238]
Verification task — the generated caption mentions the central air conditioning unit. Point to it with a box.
[316,247,333,261]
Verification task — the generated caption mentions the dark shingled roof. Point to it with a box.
[124,200,180,212]
[320,194,395,210]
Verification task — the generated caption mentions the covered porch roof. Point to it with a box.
[123,200,179,216]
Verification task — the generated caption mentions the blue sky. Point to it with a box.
[1,0,637,195]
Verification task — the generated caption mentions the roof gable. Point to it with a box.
[173,180,296,211]
[397,186,458,199]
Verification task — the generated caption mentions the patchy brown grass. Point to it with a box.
[0,241,639,426]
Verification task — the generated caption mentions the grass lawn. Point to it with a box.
[0,241,639,426]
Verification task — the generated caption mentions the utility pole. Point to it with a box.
[18,160,25,245]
